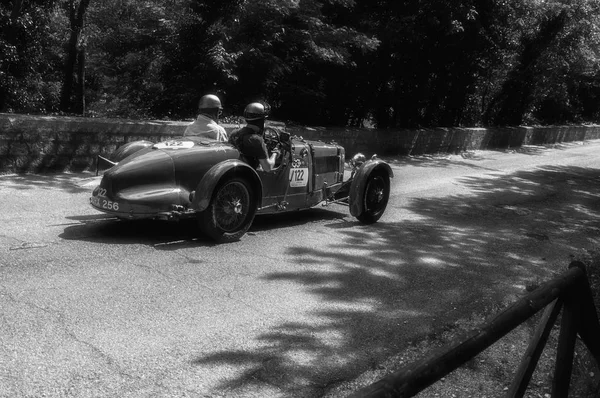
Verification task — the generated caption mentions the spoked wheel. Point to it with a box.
[356,171,390,224]
[199,177,257,242]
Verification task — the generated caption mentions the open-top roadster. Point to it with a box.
[90,125,393,242]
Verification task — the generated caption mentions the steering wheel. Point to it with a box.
[263,127,280,151]
[263,127,284,167]
[264,127,283,153]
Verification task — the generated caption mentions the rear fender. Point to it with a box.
[349,159,394,217]
[191,159,263,212]
[111,140,154,162]
[97,140,154,175]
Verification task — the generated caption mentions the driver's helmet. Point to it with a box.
[350,153,366,168]
[243,102,267,121]
[198,94,222,111]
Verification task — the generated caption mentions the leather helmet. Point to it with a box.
[243,102,266,121]
[198,94,222,110]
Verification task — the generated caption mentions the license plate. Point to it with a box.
[91,195,121,211]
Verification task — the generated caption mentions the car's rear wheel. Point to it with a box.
[356,171,390,224]
[198,177,257,242]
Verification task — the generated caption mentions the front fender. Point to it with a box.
[191,159,263,212]
[349,159,394,217]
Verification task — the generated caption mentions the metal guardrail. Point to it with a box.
[349,261,600,398]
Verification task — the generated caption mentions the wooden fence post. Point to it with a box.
[507,299,563,398]
[552,285,581,397]
[568,261,600,367]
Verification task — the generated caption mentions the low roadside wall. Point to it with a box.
[2,113,600,174]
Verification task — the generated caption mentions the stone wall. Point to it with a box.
[286,125,600,156]
[2,113,600,174]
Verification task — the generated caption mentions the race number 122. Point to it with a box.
[289,168,308,187]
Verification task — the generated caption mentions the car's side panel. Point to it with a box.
[311,143,345,191]
[256,138,347,213]
[258,139,314,212]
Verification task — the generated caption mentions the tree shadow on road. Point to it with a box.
[381,153,500,171]
[0,172,95,194]
[190,165,600,396]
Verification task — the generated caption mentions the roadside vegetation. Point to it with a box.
[1,0,600,128]
[414,253,600,398]
[327,251,600,397]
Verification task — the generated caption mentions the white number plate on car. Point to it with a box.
[91,196,120,211]
[289,168,308,187]
[91,189,120,211]
[153,140,194,150]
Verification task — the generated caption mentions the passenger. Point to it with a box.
[229,102,279,172]
[183,94,228,141]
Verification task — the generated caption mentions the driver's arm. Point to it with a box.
[259,150,279,172]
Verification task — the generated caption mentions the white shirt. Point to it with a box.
[183,114,228,141]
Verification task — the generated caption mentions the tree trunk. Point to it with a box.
[485,11,567,126]
[59,0,91,114]
[10,0,23,19]
[75,46,86,114]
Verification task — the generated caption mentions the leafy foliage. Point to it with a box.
[0,1,63,113]
[1,0,600,127]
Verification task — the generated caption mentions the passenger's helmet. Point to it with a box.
[198,94,222,110]
[243,102,266,121]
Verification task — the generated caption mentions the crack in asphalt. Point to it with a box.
[3,283,218,396]
[0,285,141,384]
[8,241,50,250]
[0,234,55,251]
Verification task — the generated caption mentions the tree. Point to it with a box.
[59,0,91,114]
[485,10,568,125]
[82,0,184,118]
[345,0,527,128]
[532,0,600,124]
[0,0,62,113]
[217,0,379,125]
[151,0,244,119]
[484,0,600,126]
[1,0,599,127]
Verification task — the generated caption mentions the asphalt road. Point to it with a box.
[2,141,600,397]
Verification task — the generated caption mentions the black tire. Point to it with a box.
[198,177,257,242]
[356,171,390,224]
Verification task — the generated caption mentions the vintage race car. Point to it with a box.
[90,125,393,242]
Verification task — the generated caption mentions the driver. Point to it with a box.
[183,94,228,141]
[229,102,279,172]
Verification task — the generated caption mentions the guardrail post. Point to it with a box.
[552,284,581,397]
[507,299,563,397]
[568,261,600,367]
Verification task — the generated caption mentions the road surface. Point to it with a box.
[1,141,600,397]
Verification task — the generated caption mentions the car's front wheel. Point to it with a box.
[356,171,390,224]
[198,177,257,243]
